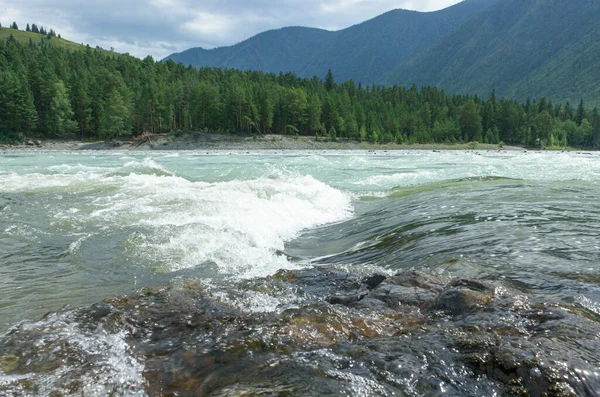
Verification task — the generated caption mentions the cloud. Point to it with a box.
[0,0,462,59]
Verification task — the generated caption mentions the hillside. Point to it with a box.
[166,0,498,83]
[0,27,115,56]
[383,0,600,103]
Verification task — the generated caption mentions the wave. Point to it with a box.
[382,176,524,199]
[115,158,175,177]
[118,171,353,277]
[3,165,353,279]
[288,175,600,297]
[0,172,106,192]
[47,163,112,173]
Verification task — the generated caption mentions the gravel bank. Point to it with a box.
[2,133,520,152]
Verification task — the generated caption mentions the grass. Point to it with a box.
[0,28,116,56]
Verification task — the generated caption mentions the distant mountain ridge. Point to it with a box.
[166,0,600,103]
[166,0,498,84]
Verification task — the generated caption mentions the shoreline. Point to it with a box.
[0,133,525,152]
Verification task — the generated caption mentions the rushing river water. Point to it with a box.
[1,149,600,396]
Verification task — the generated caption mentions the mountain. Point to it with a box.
[167,0,600,103]
[383,0,600,103]
[165,0,498,83]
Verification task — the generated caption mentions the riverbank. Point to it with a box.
[1,132,523,151]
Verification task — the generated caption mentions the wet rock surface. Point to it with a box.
[1,267,599,396]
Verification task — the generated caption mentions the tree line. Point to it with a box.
[2,21,59,38]
[0,35,599,147]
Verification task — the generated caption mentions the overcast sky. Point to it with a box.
[1,0,463,59]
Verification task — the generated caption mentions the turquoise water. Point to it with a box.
[1,149,600,395]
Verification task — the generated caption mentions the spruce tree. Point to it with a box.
[10,22,18,30]
[564,102,573,121]
[459,100,482,142]
[325,69,335,92]
[0,70,38,135]
[31,24,39,34]
[99,89,129,139]
[26,23,31,32]
[49,80,77,137]
[535,111,553,146]
[576,99,586,126]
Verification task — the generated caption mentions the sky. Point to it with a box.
[0,0,463,60]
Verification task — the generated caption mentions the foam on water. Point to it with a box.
[354,170,436,187]
[47,163,112,173]
[121,157,174,176]
[68,232,93,255]
[0,171,106,192]
[577,295,600,317]
[116,171,353,277]
[2,158,353,279]
[209,288,301,314]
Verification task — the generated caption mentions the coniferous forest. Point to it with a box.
[1,32,600,148]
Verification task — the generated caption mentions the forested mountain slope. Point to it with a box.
[383,0,600,103]
[166,0,498,83]
[167,0,600,103]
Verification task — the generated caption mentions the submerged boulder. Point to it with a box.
[427,278,495,315]
[1,267,599,396]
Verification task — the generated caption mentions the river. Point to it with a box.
[1,150,599,396]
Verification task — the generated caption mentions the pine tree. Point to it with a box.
[321,95,338,132]
[563,102,573,121]
[26,23,31,32]
[325,69,335,92]
[459,100,482,142]
[49,80,77,137]
[0,70,38,136]
[328,126,337,141]
[579,118,592,147]
[534,111,553,147]
[31,24,39,34]
[99,88,130,139]
[306,94,321,134]
[10,22,18,30]
[576,99,586,126]
[71,79,92,138]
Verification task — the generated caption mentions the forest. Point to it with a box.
[1,31,599,148]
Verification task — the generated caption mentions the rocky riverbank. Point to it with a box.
[1,132,518,152]
[1,266,598,396]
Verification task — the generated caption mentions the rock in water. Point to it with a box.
[1,267,599,396]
